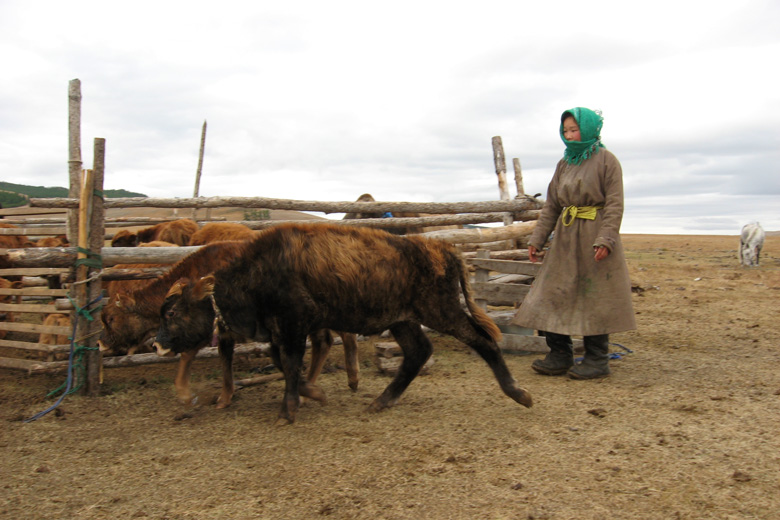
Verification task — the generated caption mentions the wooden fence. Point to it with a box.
[0,79,559,396]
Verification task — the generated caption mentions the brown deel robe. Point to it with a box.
[511,149,636,336]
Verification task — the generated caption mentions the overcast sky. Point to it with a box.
[1,0,778,234]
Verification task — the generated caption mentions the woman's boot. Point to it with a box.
[531,332,574,375]
[568,334,610,380]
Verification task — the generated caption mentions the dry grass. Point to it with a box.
[0,233,779,520]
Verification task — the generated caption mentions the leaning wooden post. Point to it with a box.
[192,120,207,220]
[67,79,82,245]
[512,158,525,196]
[492,136,515,248]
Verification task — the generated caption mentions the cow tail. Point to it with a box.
[458,259,503,343]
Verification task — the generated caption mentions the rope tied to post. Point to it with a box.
[24,292,105,423]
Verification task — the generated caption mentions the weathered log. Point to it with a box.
[421,221,536,244]
[24,342,272,374]
[0,339,67,353]
[461,249,531,261]
[233,211,540,230]
[0,207,67,217]
[31,196,543,215]
[0,268,68,277]
[0,286,68,297]
[0,227,65,236]
[0,302,64,314]
[1,246,201,268]
[470,282,530,306]
[0,321,70,335]
[458,237,530,252]
[467,258,540,276]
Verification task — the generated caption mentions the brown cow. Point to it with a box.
[154,223,533,424]
[111,219,198,247]
[187,222,257,245]
[38,313,71,345]
[101,241,178,356]
[99,239,359,403]
[0,223,31,249]
[33,235,69,247]
[0,277,24,339]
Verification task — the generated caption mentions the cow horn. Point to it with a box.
[165,279,188,300]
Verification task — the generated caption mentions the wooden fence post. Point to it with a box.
[512,158,524,196]
[474,249,490,311]
[67,79,82,245]
[192,120,207,220]
[85,138,106,394]
[492,136,516,248]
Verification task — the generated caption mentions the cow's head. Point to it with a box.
[110,230,139,247]
[153,276,216,357]
[98,293,158,356]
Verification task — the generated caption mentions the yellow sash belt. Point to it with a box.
[561,205,603,227]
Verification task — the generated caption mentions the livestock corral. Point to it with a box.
[1,224,778,519]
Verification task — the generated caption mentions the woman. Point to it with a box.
[511,107,635,379]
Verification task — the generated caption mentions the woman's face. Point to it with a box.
[562,116,581,142]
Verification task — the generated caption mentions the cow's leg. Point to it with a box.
[340,332,360,391]
[442,314,533,408]
[216,335,235,409]
[368,322,432,412]
[306,329,333,386]
[275,332,324,425]
[174,350,197,405]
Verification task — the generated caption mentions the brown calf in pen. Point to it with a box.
[154,223,533,424]
[99,239,359,404]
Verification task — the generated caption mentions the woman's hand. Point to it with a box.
[528,245,540,263]
[594,246,609,262]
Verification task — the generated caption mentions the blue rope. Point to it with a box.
[575,342,634,363]
[24,294,103,423]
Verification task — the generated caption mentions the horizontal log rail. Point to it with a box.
[0,338,67,353]
[0,287,68,297]
[0,320,71,336]
[0,302,65,314]
[31,195,543,214]
[467,258,540,276]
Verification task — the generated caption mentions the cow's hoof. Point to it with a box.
[367,399,388,413]
[512,388,533,408]
[178,395,197,406]
[273,417,294,427]
[300,383,327,404]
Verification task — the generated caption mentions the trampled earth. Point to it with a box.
[1,234,778,519]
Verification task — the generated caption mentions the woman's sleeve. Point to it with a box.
[593,152,624,251]
[528,160,564,249]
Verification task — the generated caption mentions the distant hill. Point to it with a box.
[0,181,147,208]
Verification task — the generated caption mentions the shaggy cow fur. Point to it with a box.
[154,223,532,424]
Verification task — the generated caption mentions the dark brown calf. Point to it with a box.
[99,240,359,403]
[154,223,532,424]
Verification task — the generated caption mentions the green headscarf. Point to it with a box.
[560,107,605,165]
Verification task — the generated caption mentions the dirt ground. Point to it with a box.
[1,233,779,520]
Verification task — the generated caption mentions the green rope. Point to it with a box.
[46,345,99,397]
[66,295,104,321]
[74,247,103,269]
